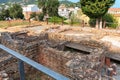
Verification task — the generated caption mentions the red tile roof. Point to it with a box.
[108,8,120,17]
[109,8,120,11]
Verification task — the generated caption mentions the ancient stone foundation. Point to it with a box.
[0,31,115,80]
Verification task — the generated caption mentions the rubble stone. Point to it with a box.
[0,31,116,80]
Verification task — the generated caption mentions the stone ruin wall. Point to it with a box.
[0,31,114,80]
[1,32,37,59]
[47,32,108,49]
[0,32,48,79]
[38,32,114,80]
[38,46,71,78]
[38,45,107,80]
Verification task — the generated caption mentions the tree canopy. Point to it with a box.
[0,4,24,20]
[38,0,59,17]
[0,8,10,20]
[80,0,115,28]
[80,0,115,19]
[89,13,118,28]
[9,4,24,19]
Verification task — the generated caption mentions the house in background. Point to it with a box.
[108,8,120,24]
[58,4,70,18]
[22,4,42,20]
[58,4,80,18]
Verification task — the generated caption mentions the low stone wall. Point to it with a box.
[1,32,38,59]
[38,44,113,80]
[38,46,71,78]
[0,32,43,79]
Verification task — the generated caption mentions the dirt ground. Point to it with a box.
[1,22,120,52]
[0,22,120,80]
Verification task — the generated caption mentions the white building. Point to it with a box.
[58,4,70,18]
[22,4,42,19]
[108,8,120,24]
[22,4,41,12]
[58,4,80,18]
[74,7,79,14]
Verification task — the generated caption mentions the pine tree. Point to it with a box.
[80,0,115,29]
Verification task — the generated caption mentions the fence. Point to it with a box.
[0,44,70,80]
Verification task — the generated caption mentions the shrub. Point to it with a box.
[38,13,44,21]
[89,13,118,28]
[48,16,62,23]
[30,12,37,18]
[103,13,118,28]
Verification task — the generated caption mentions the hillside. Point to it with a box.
[59,0,74,7]
[0,0,79,7]
[59,0,80,7]
[0,0,74,4]
[0,0,35,4]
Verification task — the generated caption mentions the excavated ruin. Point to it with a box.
[0,29,117,80]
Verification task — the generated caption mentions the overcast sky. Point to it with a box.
[67,0,120,8]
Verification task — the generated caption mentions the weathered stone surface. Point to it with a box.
[0,71,9,80]
[0,31,116,80]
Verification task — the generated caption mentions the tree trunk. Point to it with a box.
[103,20,106,28]
[96,18,99,29]
[99,17,102,29]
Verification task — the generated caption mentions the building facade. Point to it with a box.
[22,4,42,20]
[58,4,70,18]
[58,4,80,19]
[108,8,120,24]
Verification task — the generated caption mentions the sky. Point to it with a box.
[112,0,120,8]
[68,0,120,8]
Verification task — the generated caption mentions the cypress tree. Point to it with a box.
[80,0,115,29]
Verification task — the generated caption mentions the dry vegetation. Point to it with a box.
[0,20,43,28]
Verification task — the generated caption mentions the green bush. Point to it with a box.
[89,13,118,28]
[103,13,118,28]
[38,13,44,21]
[48,16,62,23]
[30,12,37,18]
[30,12,38,20]
[70,18,81,25]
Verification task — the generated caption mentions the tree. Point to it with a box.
[0,8,10,20]
[103,13,118,28]
[9,4,24,19]
[30,12,37,18]
[38,0,59,17]
[80,0,115,29]
[89,13,118,28]
[30,12,38,20]
[38,13,44,21]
